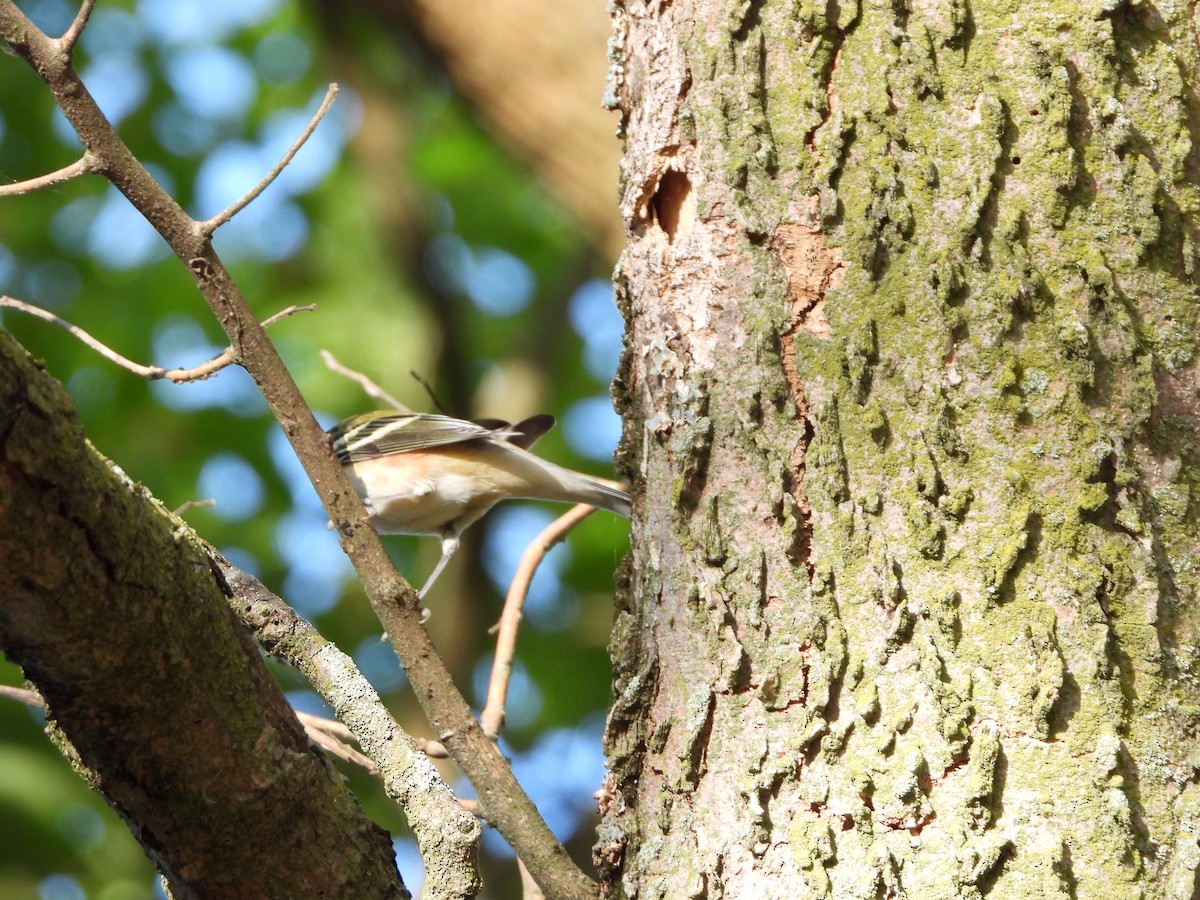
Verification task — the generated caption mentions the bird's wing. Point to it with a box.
[470,417,513,432]
[330,413,513,463]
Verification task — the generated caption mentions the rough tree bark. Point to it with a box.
[605,1,1200,897]
[0,332,408,899]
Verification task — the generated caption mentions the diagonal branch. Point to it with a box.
[298,711,383,775]
[0,295,313,382]
[0,154,93,196]
[221,561,481,900]
[57,0,94,56]
[200,84,340,235]
[321,349,412,412]
[2,685,391,772]
[482,504,596,739]
[0,330,408,898]
[0,683,44,708]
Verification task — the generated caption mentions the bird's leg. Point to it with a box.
[417,531,461,600]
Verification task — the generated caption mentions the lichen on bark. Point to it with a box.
[605,0,1200,896]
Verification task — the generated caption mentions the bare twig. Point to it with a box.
[481,504,596,739]
[200,84,340,235]
[297,715,451,772]
[0,155,92,196]
[320,349,411,412]
[296,711,380,775]
[0,296,313,382]
[160,351,236,382]
[1,295,180,377]
[171,498,216,516]
[296,710,449,771]
[410,369,449,414]
[261,303,317,328]
[305,724,380,773]
[296,710,356,741]
[0,684,45,708]
[57,0,95,55]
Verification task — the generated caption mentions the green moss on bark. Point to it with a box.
[672,0,1200,893]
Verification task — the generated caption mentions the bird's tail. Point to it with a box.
[518,452,632,518]
[561,471,632,518]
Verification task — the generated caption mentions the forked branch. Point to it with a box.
[58,0,94,55]
[219,561,480,898]
[0,296,314,382]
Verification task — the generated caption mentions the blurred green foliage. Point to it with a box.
[0,0,625,895]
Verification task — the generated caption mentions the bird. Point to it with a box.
[328,411,631,598]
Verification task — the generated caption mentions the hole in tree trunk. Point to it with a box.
[651,169,693,242]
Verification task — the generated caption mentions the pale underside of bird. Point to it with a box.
[329,412,630,598]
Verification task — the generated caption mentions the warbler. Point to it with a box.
[329,411,631,598]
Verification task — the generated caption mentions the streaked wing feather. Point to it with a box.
[331,413,507,463]
[471,417,512,432]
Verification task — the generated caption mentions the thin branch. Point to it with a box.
[0,579,452,871]
[296,709,356,741]
[0,155,92,196]
[297,710,448,766]
[57,0,95,55]
[297,711,380,776]
[0,684,45,708]
[200,84,340,235]
[261,303,316,328]
[165,351,235,381]
[410,369,450,414]
[321,349,411,412]
[0,296,313,382]
[171,498,216,516]
[481,504,596,739]
[220,561,482,899]
[1,295,175,377]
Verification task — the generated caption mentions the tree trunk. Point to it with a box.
[604,1,1200,896]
